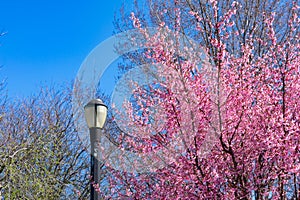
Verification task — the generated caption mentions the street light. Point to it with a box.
[84,99,107,200]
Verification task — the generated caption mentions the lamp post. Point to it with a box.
[84,99,108,200]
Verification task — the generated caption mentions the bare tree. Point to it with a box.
[0,86,90,199]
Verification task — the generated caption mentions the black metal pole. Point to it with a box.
[90,127,101,200]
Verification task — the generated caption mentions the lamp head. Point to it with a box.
[84,99,107,129]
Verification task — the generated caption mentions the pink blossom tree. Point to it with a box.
[101,0,300,199]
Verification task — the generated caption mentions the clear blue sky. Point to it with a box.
[0,0,126,98]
